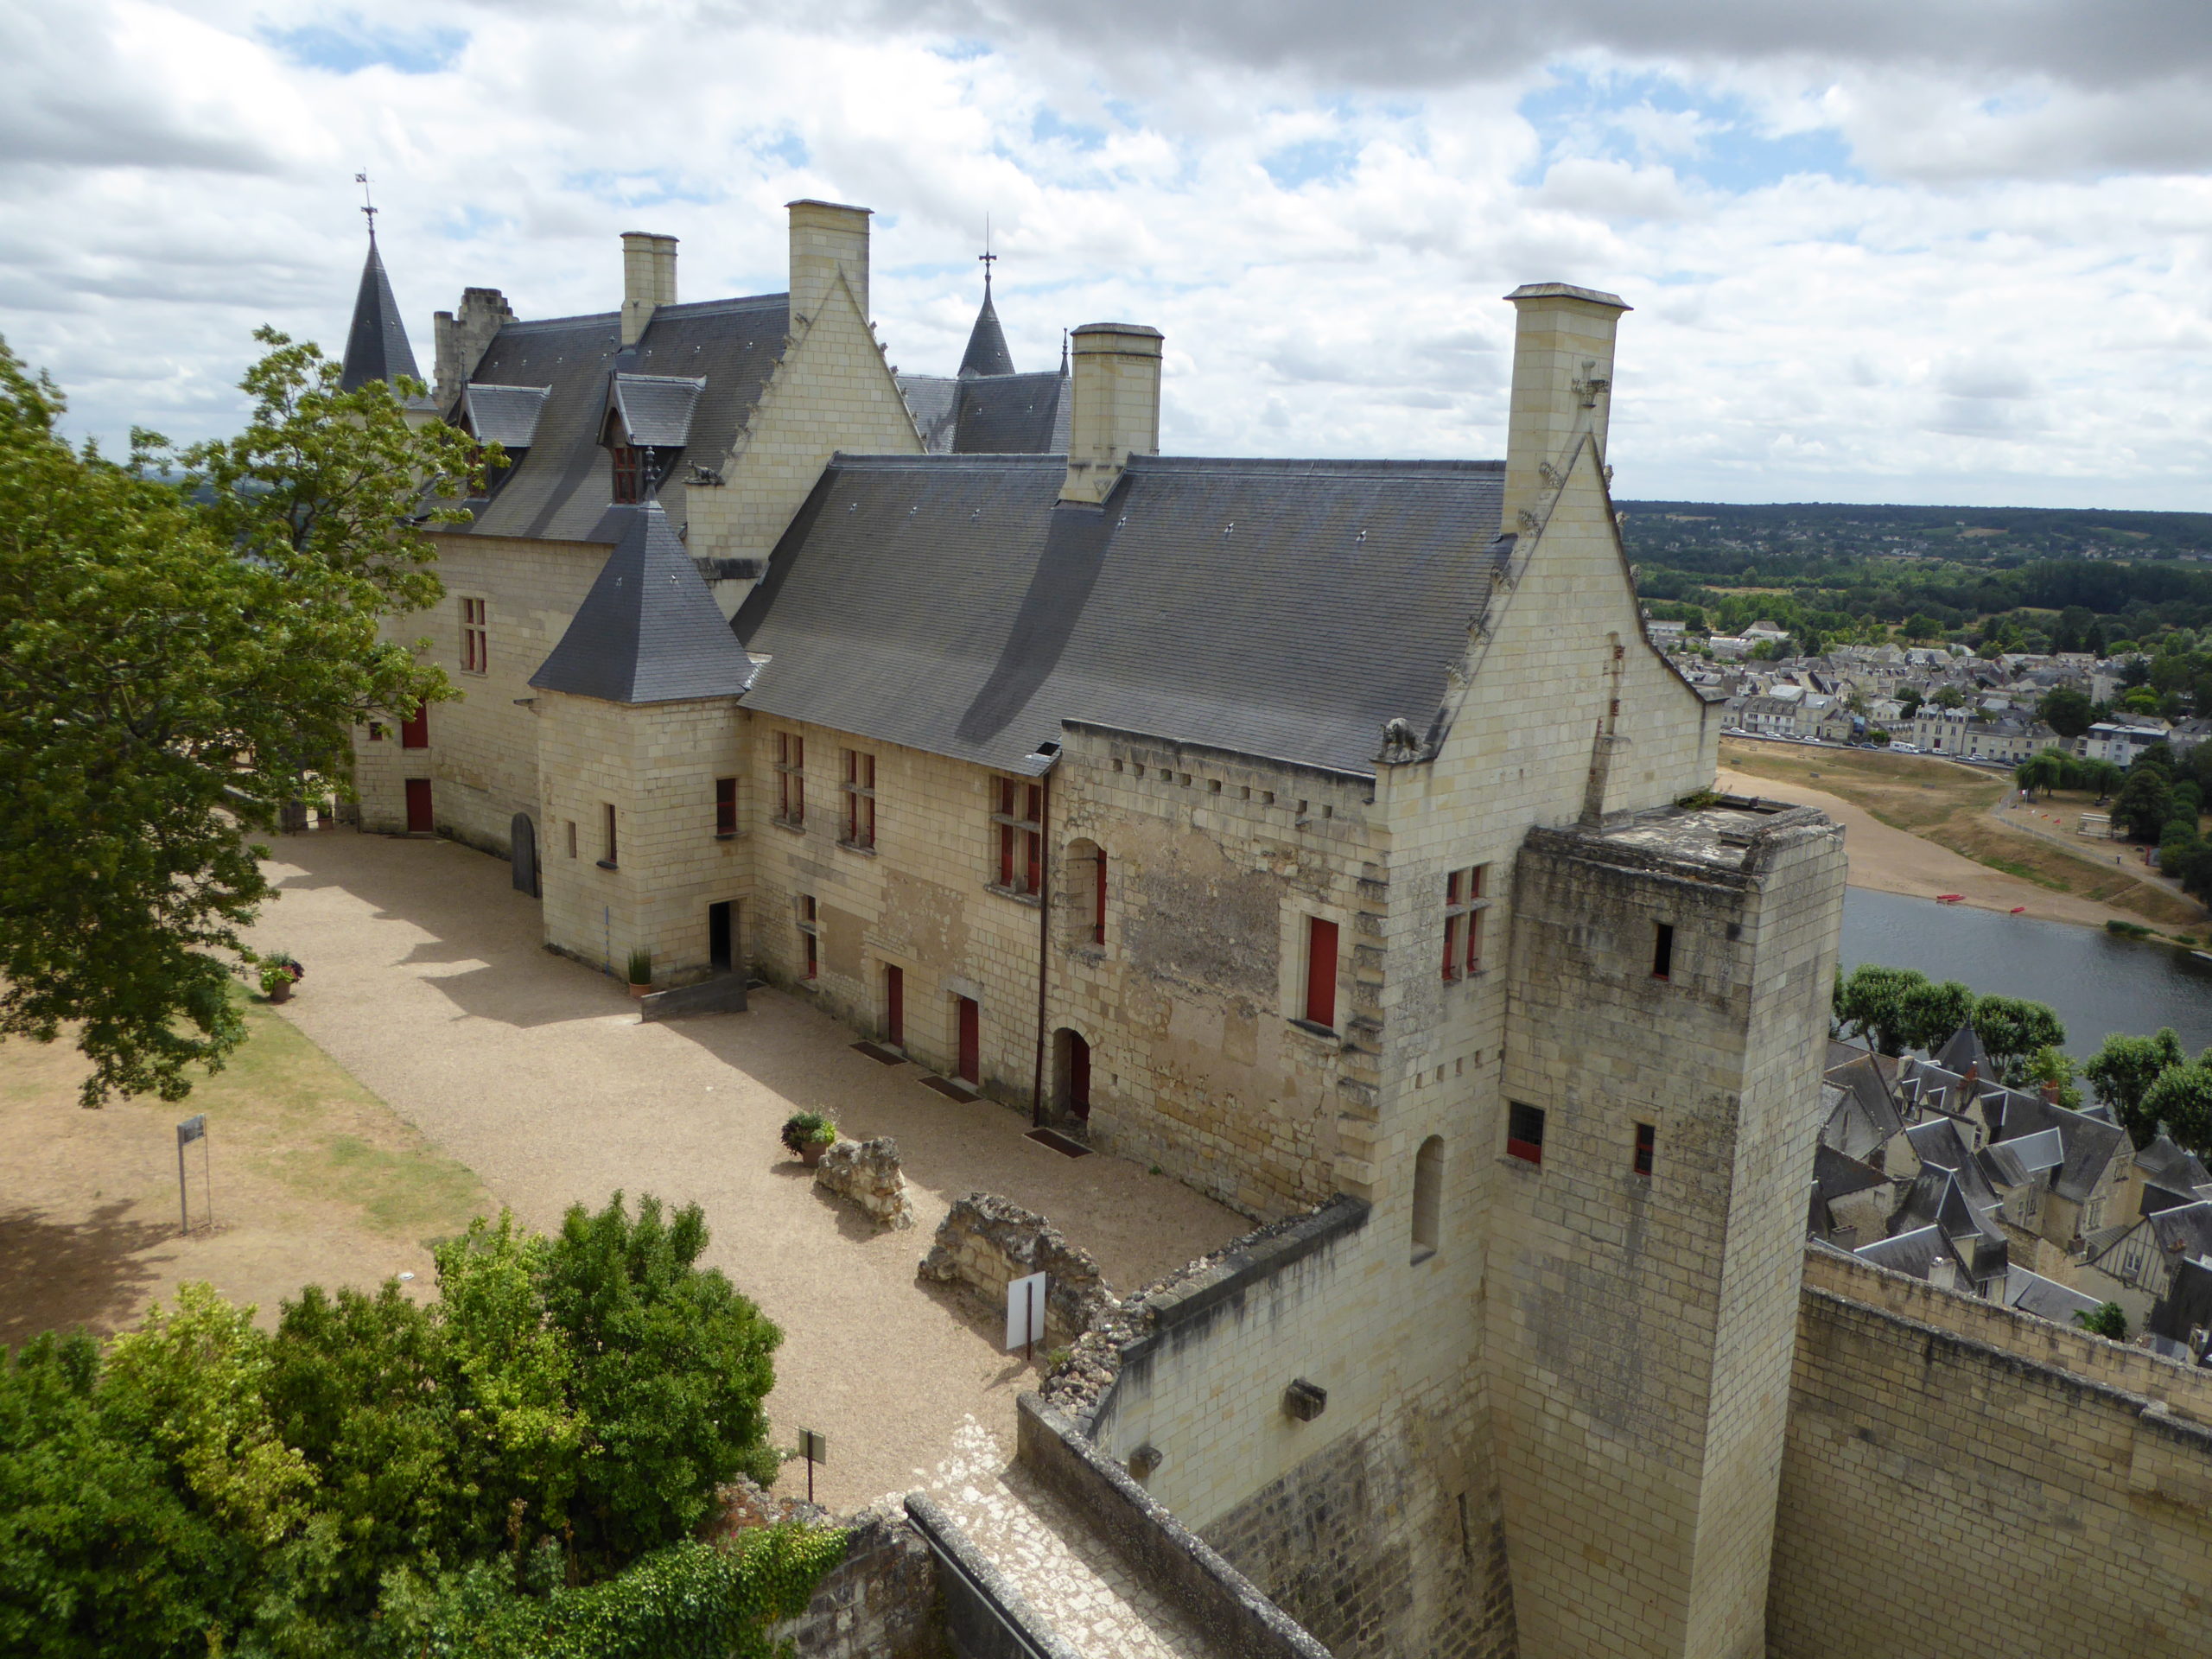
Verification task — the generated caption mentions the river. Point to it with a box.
[1840,887,2212,1057]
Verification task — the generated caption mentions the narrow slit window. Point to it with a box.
[842,750,876,849]
[798,895,818,981]
[1411,1136,1443,1262]
[715,777,738,836]
[601,803,618,868]
[1652,922,1675,980]
[566,820,577,859]
[775,733,805,827]
[1441,865,1491,981]
[1506,1102,1545,1166]
[1093,850,1108,946]
[1305,918,1339,1029]
[1634,1122,1656,1178]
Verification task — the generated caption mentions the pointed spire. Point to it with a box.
[339,194,423,393]
[528,502,756,705]
[957,252,1016,378]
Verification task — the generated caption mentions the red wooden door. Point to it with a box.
[404,779,433,833]
[1305,918,1338,1028]
[399,702,429,749]
[885,966,904,1048]
[956,996,980,1083]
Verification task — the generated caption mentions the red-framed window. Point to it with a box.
[460,596,488,674]
[400,702,429,749]
[1507,1102,1545,1166]
[715,777,738,836]
[775,734,805,827]
[842,751,876,849]
[798,895,818,980]
[993,777,1042,894]
[611,445,648,504]
[1305,918,1339,1029]
[1441,864,1490,981]
[1634,1122,1656,1178]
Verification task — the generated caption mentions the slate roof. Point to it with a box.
[1936,1025,1994,1078]
[958,281,1016,378]
[1987,1091,2130,1204]
[1858,1225,1946,1278]
[462,384,551,449]
[2004,1267,2102,1324]
[2146,1200,2212,1262]
[1822,1046,1904,1160]
[448,295,790,544]
[528,501,757,704]
[897,369,1070,455]
[2150,1255,2212,1344]
[2137,1131,2212,1198]
[1904,1118,2003,1214]
[1980,1126,2063,1188]
[611,373,707,447]
[339,232,424,396]
[734,453,1509,777]
[1815,1144,1886,1204]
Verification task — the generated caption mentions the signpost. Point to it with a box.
[798,1428,827,1505]
[176,1115,212,1235]
[1006,1271,1047,1362]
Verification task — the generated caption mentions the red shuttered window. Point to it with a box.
[1305,918,1339,1029]
[1441,864,1490,981]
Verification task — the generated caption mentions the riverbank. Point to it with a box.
[1719,738,2203,934]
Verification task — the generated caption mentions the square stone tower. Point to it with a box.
[1487,803,1845,1659]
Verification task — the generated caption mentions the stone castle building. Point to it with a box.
[339,207,2211,1658]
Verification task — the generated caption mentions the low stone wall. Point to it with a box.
[1016,1394,1331,1659]
[918,1194,1115,1346]
[816,1137,916,1230]
[904,1492,1081,1659]
[769,1503,947,1659]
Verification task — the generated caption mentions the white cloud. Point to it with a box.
[1,0,2209,507]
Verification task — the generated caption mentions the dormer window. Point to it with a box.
[611,444,650,504]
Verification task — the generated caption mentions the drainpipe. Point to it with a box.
[1031,761,1054,1128]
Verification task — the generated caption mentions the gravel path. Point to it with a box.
[245,829,1245,1510]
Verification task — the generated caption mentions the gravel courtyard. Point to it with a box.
[244,827,1245,1511]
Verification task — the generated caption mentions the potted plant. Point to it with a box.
[258,953,303,1004]
[781,1111,837,1168]
[626,948,652,998]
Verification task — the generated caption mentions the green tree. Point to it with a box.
[1970,995,2067,1081]
[0,334,480,1106]
[2084,1027,2187,1146]
[1834,964,1926,1055]
[2074,1302,2128,1340]
[2142,1060,2212,1155]
[2037,685,2096,739]
[2025,1045,2083,1109]
[2015,748,2070,798]
[2112,766,2174,841]
[1899,979,1978,1055]
[1933,684,1967,709]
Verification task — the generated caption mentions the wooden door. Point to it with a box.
[885,965,904,1048]
[956,996,980,1084]
[1304,918,1338,1027]
[399,702,429,749]
[708,902,733,971]
[511,813,538,897]
[1066,1031,1090,1119]
[404,779,433,834]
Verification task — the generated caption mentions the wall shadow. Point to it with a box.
[0,1202,175,1346]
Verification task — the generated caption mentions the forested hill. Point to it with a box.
[1617,501,2212,568]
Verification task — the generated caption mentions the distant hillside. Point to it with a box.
[1617,500,2212,569]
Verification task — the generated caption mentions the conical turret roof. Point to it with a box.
[529,501,757,704]
[339,231,423,391]
[957,277,1016,378]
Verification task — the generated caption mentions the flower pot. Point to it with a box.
[629,982,651,999]
[269,980,293,1004]
[798,1143,826,1169]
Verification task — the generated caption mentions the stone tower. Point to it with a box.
[1488,805,1846,1659]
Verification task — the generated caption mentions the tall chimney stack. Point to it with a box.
[1499,282,1629,536]
[786,200,872,327]
[1059,322,1163,505]
[620,232,678,347]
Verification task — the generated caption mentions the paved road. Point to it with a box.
[247,828,1245,1511]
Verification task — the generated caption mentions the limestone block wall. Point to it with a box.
[1050,725,1380,1220]
[1080,1200,1511,1659]
[683,263,921,613]
[918,1193,1114,1345]
[1772,1258,2212,1659]
[1487,810,1845,1659]
[353,532,609,852]
[537,690,749,984]
[743,713,1047,1108]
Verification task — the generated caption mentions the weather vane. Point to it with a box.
[357,171,377,235]
[980,213,995,287]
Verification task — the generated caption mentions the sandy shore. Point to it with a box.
[1716,767,2151,931]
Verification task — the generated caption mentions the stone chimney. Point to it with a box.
[786,200,871,328]
[433,286,517,408]
[1929,1255,1960,1294]
[620,232,678,347]
[1499,282,1630,537]
[1059,323,1163,505]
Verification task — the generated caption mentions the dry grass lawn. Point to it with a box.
[0,990,492,1347]
[1721,739,2202,927]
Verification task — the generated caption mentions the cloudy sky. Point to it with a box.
[4,1,2210,508]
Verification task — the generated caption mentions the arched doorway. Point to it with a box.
[511,812,539,898]
[1053,1027,1092,1120]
